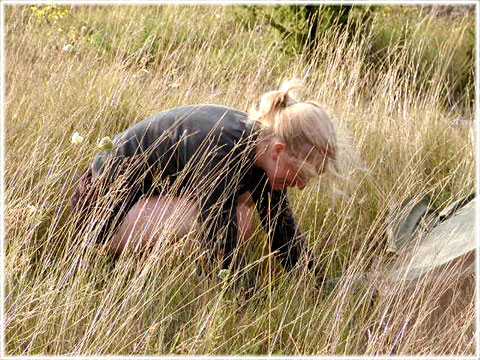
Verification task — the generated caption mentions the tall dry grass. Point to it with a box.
[4,5,475,355]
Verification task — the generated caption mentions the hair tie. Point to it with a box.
[285,99,296,106]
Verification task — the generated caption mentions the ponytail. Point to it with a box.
[251,79,303,127]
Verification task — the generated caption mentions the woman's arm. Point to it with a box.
[249,169,306,270]
[198,189,238,269]
[194,150,246,270]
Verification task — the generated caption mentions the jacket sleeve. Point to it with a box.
[195,151,242,270]
[250,171,307,270]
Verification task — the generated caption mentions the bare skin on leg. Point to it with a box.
[106,192,255,255]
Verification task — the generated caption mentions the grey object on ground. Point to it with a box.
[325,194,475,301]
[385,195,437,253]
[384,195,475,285]
[377,194,476,330]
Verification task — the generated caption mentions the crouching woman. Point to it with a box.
[71,80,337,272]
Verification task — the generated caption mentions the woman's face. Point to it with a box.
[263,142,326,191]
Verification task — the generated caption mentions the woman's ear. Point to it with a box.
[271,142,286,161]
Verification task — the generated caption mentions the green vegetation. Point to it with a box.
[232,5,475,109]
[4,4,475,356]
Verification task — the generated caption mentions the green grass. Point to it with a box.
[4,4,475,356]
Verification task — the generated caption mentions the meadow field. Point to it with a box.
[3,4,476,356]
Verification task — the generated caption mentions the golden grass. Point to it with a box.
[4,4,475,355]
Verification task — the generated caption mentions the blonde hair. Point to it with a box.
[250,79,337,176]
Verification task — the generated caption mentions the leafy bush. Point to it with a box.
[229,5,354,53]
[367,5,475,110]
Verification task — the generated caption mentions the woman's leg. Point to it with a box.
[106,195,198,255]
[106,191,256,255]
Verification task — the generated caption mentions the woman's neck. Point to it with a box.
[253,134,274,170]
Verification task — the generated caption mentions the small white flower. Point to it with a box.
[62,44,73,52]
[168,82,180,89]
[71,132,84,144]
[218,269,230,281]
[215,13,221,19]
[27,205,37,212]
[97,136,113,151]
